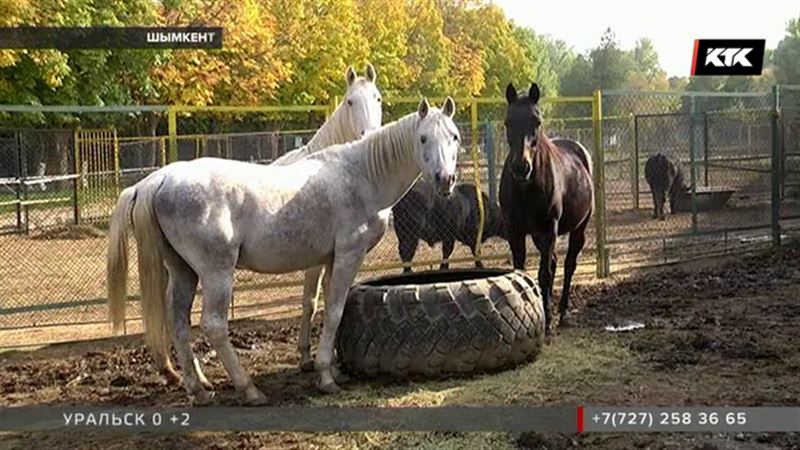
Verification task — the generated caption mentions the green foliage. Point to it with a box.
[1,0,794,128]
[771,16,800,85]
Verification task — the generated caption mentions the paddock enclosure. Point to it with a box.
[0,87,799,349]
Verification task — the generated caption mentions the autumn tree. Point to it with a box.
[402,0,453,97]
[771,17,800,85]
[267,0,368,104]
[356,0,413,96]
[155,0,289,106]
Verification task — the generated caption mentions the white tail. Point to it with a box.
[106,177,171,364]
[107,186,136,332]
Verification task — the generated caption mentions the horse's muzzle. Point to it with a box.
[434,172,456,196]
[511,161,532,182]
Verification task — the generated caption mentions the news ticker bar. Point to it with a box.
[0,406,797,433]
[0,27,223,49]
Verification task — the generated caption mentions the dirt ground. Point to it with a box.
[1,241,799,449]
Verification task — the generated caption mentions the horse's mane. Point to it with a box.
[532,130,563,193]
[306,111,419,183]
[361,113,418,182]
[272,81,365,165]
[304,97,353,152]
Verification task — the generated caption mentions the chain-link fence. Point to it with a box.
[1,87,797,348]
[599,87,800,273]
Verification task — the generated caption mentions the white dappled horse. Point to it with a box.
[121,64,383,386]
[107,98,461,404]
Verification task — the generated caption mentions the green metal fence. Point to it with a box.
[1,87,798,348]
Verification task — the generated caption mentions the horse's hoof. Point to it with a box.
[243,385,268,406]
[317,380,342,394]
[332,367,350,385]
[559,313,574,328]
[544,334,554,345]
[300,359,315,372]
[192,390,215,406]
[162,368,183,386]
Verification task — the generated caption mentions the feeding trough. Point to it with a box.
[672,187,735,213]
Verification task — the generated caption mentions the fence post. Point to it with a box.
[688,96,698,234]
[15,131,23,232]
[632,114,639,210]
[168,107,178,163]
[160,137,166,166]
[484,120,497,205]
[113,129,120,196]
[71,130,80,225]
[703,112,709,187]
[592,90,609,278]
[19,133,29,235]
[470,100,485,264]
[771,84,782,248]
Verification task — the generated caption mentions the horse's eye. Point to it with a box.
[453,134,458,142]
[347,99,353,106]
[377,97,381,103]
[420,136,427,144]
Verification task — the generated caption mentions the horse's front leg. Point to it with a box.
[298,265,324,372]
[533,225,557,336]
[560,219,588,328]
[315,246,368,393]
[508,229,527,270]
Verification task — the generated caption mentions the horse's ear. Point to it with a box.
[529,83,540,104]
[365,63,376,83]
[418,98,430,119]
[442,96,456,118]
[346,66,357,86]
[505,83,518,104]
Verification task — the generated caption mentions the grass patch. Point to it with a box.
[306,331,635,448]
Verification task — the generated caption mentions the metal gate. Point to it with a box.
[74,128,119,223]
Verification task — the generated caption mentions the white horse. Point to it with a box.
[107,98,461,405]
[271,64,383,373]
[273,64,381,164]
[127,64,382,386]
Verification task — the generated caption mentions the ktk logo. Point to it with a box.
[691,39,765,76]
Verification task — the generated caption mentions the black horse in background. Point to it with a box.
[644,152,688,220]
[393,181,506,273]
[500,82,594,335]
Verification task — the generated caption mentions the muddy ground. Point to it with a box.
[1,242,799,449]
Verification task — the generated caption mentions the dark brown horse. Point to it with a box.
[393,180,506,273]
[644,152,688,220]
[499,82,594,335]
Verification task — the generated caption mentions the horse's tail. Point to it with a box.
[130,175,172,365]
[107,186,136,332]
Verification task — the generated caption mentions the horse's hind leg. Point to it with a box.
[165,257,213,405]
[559,220,588,328]
[657,188,667,220]
[298,265,324,372]
[199,270,266,405]
[470,244,484,269]
[441,239,455,269]
[650,189,659,218]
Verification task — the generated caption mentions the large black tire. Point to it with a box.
[335,268,545,378]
